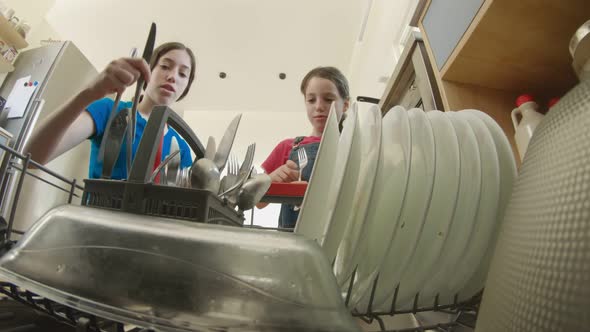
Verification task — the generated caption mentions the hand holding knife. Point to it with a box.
[96,47,137,167]
[97,23,157,179]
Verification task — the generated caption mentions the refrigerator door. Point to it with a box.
[0,43,62,152]
[0,41,98,234]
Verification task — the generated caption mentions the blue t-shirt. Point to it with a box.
[86,98,193,179]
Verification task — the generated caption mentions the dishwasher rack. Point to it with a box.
[0,144,83,245]
[0,143,479,332]
[0,282,151,332]
[348,277,479,331]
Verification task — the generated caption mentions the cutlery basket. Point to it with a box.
[80,105,242,226]
[82,178,244,227]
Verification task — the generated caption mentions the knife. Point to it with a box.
[204,136,216,160]
[97,47,137,165]
[127,22,157,175]
[213,114,242,173]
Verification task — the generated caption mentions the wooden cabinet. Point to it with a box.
[414,0,590,164]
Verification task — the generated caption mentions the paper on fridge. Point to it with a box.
[5,76,38,119]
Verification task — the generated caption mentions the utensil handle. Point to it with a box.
[123,48,138,175]
[101,47,137,167]
[127,81,142,175]
[101,108,129,178]
[127,106,169,183]
[149,149,179,183]
[97,93,122,163]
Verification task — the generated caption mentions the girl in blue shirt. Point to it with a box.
[24,42,196,179]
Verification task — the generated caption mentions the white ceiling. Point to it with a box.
[46,0,364,113]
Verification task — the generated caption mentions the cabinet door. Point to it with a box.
[422,0,485,70]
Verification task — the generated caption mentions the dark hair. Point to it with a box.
[149,42,196,101]
[300,66,350,100]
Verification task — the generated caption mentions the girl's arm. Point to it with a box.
[24,57,150,165]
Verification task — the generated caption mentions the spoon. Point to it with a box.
[236,173,272,212]
[190,158,221,193]
[219,166,253,199]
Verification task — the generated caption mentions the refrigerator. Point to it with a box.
[0,41,98,235]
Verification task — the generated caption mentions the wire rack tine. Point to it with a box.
[9,163,81,198]
[6,153,30,241]
[0,144,84,190]
[434,293,440,311]
[374,315,386,331]
[411,292,420,313]
[389,284,400,315]
[344,265,357,307]
[366,274,380,314]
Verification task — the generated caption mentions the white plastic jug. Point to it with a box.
[511,95,545,161]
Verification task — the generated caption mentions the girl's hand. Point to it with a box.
[84,57,151,100]
[269,160,299,183]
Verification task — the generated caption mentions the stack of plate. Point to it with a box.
[295,104,516,313]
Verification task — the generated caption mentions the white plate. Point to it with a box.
[417,112,482,308]
[349,106,411,309]
[457,110,517,301]
[370,108,436,310]
[295,105,340,241]
[444,112,500,297]
[319,104,359,260]
[333,104,382,286]
[394,110,461,307]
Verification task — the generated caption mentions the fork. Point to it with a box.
[226,143,256,206]
[238,144,256,181]
[297,148,308,182]
[293,148,308,212]
[219,154,239,195]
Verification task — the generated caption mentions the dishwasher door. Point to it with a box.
[380,30,443,113]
